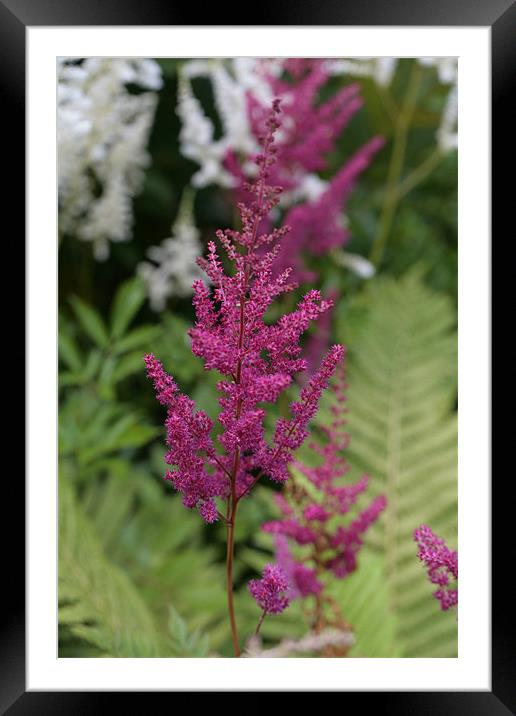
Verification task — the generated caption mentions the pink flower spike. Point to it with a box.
[414,525,458,611]
[248,564,290,615]
[268,357,387,613]
[223,59,384,284]
[145,98,348,655]
[145,101,343,518]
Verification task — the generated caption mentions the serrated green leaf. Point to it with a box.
[111,351,147,384]
[70,296,110,348]
[58,330,83,372]
[78,415,157,465]
[80,349,103,383]
[110,277,146,340]
[167,606,210,656]
[115,325,159,354]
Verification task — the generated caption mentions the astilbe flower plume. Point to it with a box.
[414,525,458,611]
[145,99,344,655]
[276,136,384,283]
[225,59,384,283]
[176,58,382,289]
[262,357,386,644]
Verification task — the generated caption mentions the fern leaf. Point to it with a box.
[58,468,161,657]
[337,270,457,657]
[328,552,401,657]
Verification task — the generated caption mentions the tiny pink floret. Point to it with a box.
[414,524,458,611]
[248,564,290,615]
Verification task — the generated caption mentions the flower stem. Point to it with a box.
[255,610,266,636]
[225,504,240,657]
[223,117,275,657]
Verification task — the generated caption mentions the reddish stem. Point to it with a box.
[223,121,274,657]
[255,610,266,636]
[226,504,240,657]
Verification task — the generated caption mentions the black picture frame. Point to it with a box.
[4,0,508,710]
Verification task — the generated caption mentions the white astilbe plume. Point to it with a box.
[138,190,204,310]
[178,58,335,211]
[176,59,275,189]
[176,70,233,189]
[326,57,398,87]
[244,628,355,658]
[58,57,163,260]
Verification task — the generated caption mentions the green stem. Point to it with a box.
[369,61,423,268]
[393,148,445,202]
[378,85,399,124]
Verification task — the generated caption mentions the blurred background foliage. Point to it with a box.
[58,58,457,658]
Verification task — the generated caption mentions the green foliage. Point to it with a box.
[328,552,401,657]
[69,295,110,348]
[81,464,229,647]
[59,467,161,657]
[158,312,204,384]
[59,464,216,657]
[335,269,458,657]
[167,606,210,657]
[110,277,147,340]
[57,59,458,658]
[60,277,160,400]
[58,280,222,657]
[59,278,160,477]
[59,394,157,471]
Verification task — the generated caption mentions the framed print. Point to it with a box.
[3,0,510,709]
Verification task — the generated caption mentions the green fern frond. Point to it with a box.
[335,270,457,657]
[328,552,401,657]
[76,463,230,651]
[58,467,162,657]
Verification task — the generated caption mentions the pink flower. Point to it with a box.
[266,358,387,600]
[145,99,343,522]
[248,564,290,615]
[145,353,224,517]
[274,533,323,598]
[303,288,339,380]
[414,525,458,611]
[328,495,387,578]
[304,504,330,522]
[226,59,384,284]
[275,137,384,283]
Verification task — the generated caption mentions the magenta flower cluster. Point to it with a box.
[263,358,387,599]
[145,100,344,524]
[226,59,384,283]
[414,525,458,611]
[303,288,339,380]
[248,564,290,615]
[275,136,384,283]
